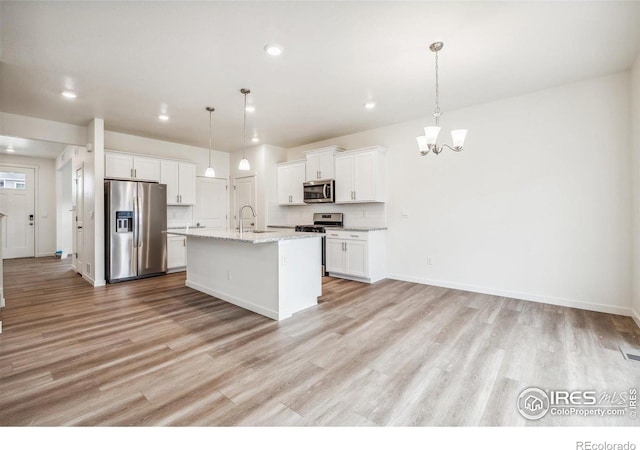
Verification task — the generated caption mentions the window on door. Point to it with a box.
[0,172,27,190]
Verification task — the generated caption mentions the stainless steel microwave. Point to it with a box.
[303,179,335,203]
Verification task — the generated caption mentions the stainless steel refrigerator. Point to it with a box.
[105,180,167,283]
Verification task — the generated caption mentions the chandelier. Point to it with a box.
[416,42,467,156]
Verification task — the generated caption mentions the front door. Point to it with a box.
[0,166,35,259]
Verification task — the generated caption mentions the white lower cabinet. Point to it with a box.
[167,235,187,271]
[325,229,386,283]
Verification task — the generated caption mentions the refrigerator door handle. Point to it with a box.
[133,195,140,248]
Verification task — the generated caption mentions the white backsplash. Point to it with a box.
[273,202,386,227]
[167,205,195,228]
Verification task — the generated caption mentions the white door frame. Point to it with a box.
[0,162,39,258]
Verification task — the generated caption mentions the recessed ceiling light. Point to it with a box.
[158,114,170,121]
[264,44,283,56]
[6,146,15,152]
[245,105,255,113]
[61,90,77,99]
[252,137,260,143]
[364,101,376,109]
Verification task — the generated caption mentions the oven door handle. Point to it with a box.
[323,183,328,199]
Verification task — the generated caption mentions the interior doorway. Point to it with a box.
[195,177,228,230]
[74,165,84,274]
[0,166,36,258]
[234,175,256,231]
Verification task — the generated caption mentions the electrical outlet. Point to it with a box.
[427,256,433,266]
[227,270,232,280]
[401,209,409,218]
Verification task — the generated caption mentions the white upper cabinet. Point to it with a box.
[105,152,160,182]
[304,146,343,181]
[334,146,386,203]
[277,160,306,205]
[161,160,197,205]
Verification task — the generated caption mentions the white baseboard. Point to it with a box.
[37,252,55,257]
[632,308,640,329]
[186,279,282,320]
[387,273,632,317]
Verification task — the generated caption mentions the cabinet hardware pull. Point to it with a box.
[135,169,137,178]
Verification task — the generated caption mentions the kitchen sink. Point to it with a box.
[248,230,276,233]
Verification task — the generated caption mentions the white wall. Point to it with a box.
[105,131,230,180]
[287,72,633,316]
[0,153,57,256]
[631,52,640,326]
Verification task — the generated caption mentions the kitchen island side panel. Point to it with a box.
[184,235,322,320]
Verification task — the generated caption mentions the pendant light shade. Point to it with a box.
[239,88,251,171]
[238,157,250,171]
[205,106,216,177]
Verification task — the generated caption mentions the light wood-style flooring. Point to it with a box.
[1,257,639,426]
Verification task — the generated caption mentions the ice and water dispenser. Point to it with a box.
[115,211,133,233]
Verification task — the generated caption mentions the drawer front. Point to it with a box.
[326,230,367,241]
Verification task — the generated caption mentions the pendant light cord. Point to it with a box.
[208,109,213,167]
[243,92,247,159]
[434,49,441,126]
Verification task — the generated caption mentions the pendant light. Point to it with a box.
[416,42,468,156]
[204,107,216,177]
[238,88,251,171]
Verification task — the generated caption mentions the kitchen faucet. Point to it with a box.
[238,204,256,233]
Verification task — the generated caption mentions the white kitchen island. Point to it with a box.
[167,228,323,320]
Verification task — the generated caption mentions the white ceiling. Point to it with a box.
[0,135,66,160]
[1,1,639,152]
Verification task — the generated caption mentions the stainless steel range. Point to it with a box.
[295,213,343,276]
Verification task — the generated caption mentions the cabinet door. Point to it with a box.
[105,153,134,179]
[325,239,345,273]
[289,163,306,204]
[277,165,291,205]
[345,240,368,278]
[318,151,334,180]
[133,156,161,182]
[167,236,186,269]
[334,155,354,203]
[160,160,180,205]
[305,153,319,181]
[353,151,377,202]
[178,163,197,205]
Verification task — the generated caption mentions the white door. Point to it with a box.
[354,151,377,202]
[325,239,345,273]
[234,175,256,230]
[318,152,334,180]
[195,177,228,229]
[0,167,35,258]
[167,235,186,269]
[345,240,368,277]
[178,163,197,205]
[133,156,161,182]
[160,160,180,205]
[334,155,354,203]
[74,166,84,273]
[105,153,134,179]
[305,153,319,181]
[290,163,306,204]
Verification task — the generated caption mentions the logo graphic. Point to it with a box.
[517,387,550,420]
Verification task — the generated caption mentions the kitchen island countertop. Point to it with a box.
[166,228,322,244]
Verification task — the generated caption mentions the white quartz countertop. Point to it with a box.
[268,225,387,231]
[166,228,323,243]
